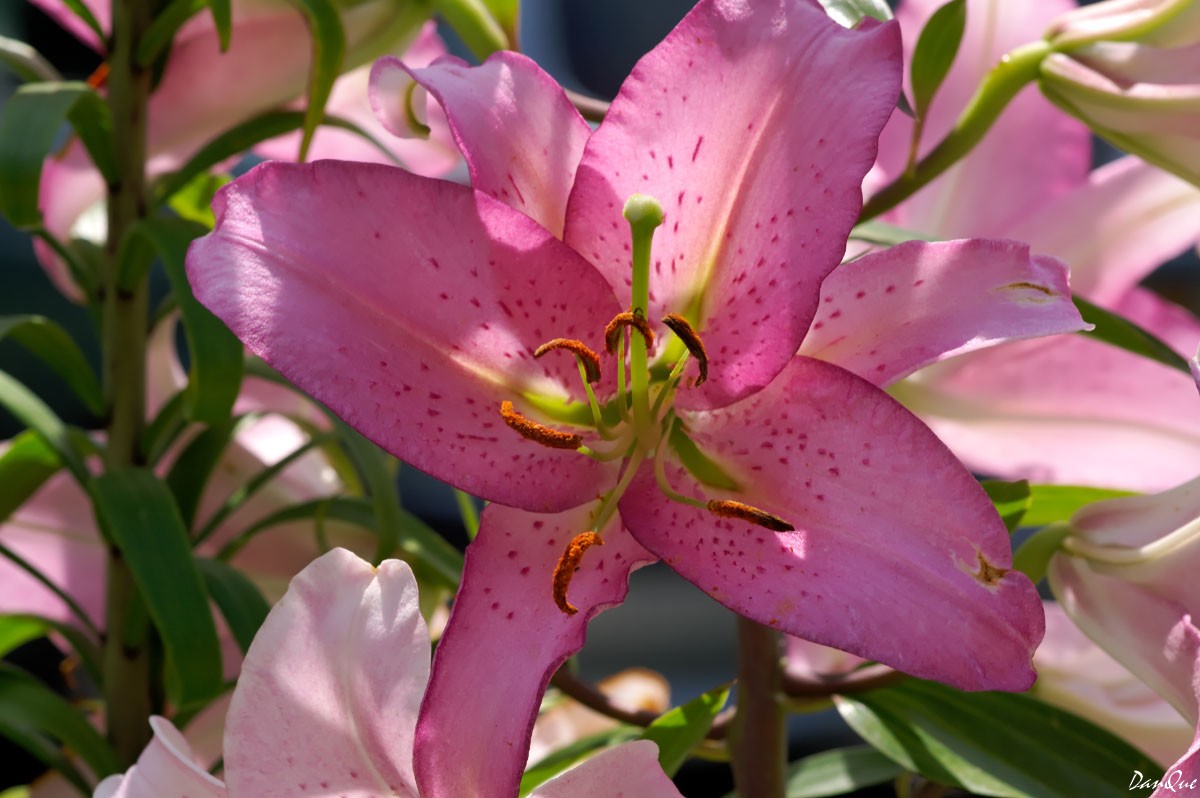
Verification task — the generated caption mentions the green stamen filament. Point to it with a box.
[589,451,648,534]
[653,418,707,509]
[615,327,630,423]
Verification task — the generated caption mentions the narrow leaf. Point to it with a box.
[89,469,223,708]
[0,316,103,416]
[0,82,115,229]
[0,430,60,524]
[847,220,938,247]
[1075,296,1191,376]
[1024,484,1136,527]
[910,0,967,119]
[0,370,89,483]
[165,416,246,530]
[0,36,61,83]
[334,419,402,565]
[980,479,1031,533]
[207,0,233,51]
[138,0,206,67]
[0,618,45,659]
[1012,522,1070,583]
[479,0,519,45]
[836,679,1162,798]
[2,614,103,685]
[195,557,270,655]
[134,217,244,423]
[640,682,730,777]
[59,0,106,43]
[432,0,509,59]
[284,0,345,161]
[730,745,902,798]
[816,0,893,27]
[0,663,120,785]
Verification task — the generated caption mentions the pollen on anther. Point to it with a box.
[707,500,794,532]
[499,401,583,450]
[552,531,605,615]
[604,311,655,354]
[661,313,709,386]
[534,338,602,383]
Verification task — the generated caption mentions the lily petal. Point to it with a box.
[188,160,622,512]
[871,0,1090,237]
[565,0,901,409]
[529,740,682,797]
[414,504,655,798]
[35,141,106,301]
[1006,156,1200,304]
[895,288,1200,492]
[223,548,427,798]
[799,239,1086,387]
[379,51,592,237]
[92,716,226,798]
[622,356,1043,691]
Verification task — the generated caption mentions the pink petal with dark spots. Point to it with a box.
[188,160,621,512]
[414,504,656,798]
[799,239,1087,387]
[621,356,1043,691]
[377,51,592,238]
[564,0,901,409]
[224,549,427,798]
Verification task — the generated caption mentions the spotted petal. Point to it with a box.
[414,504,656,798]
[565,0,902,409]
[188,160,622,512]
[799,239,1087,387]
[621,356,1043,691]
[223,549,428,797]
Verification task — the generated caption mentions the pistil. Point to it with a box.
[623,195,665,446]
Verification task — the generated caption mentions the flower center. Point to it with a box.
[499,194,793,614]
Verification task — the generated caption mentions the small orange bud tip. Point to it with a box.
[499,401,584,450]
[707,500,794,532]
[604,311,655,354]
[534,338,603,383]
[86,62,109,90]
[552,531,605,615]
[661,313,709,386]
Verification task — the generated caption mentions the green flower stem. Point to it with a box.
[729,617,787,798]
[623,195,664,443]
[102,0,156,766]
[860,39,1051,222]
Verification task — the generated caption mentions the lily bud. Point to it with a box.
[1046,0,1200,50]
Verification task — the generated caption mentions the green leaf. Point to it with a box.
[334,419,403,565]
[1,614,102,685]
[140,388,187,466]
[0,430,60,524]
[207,0,233,50]
[0,370,89,483]
[0,36,61,83]
[167,171,231,227]
[0,315,103,416]
[152,110,398,203]
[89,469,223,708]
[519,726,642,796]
[129,218,244,422]
[217,496,375,560]
[0,618,45,659]
[847,219,938,246]
[910,0,967,119]
[59,0,106,43]
[835,679,1162,798]
[479,0,519,45]
[0,82,115,229]
[1075,296,1192,376]
[0,663,120,788]
[432,0,509,59]
[981,479,1031,533]
[816,0,893,27]
[196,557,270,655]
[165,415,246,529]
[727,745,902,798]
[641,682,730,777]
[138,0,207,66]
[1024,484,1136,527]
[284,0,345,161]
[1012,522,1070,583]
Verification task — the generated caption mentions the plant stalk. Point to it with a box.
[729,617,787,798]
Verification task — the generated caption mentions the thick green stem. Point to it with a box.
[102,0,155,766]
[860,40,1051,222]
[729,617,787,798]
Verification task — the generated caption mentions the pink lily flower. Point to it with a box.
[865,0,1200,492]
[1048,475,1200,796]
[93,547,683,798]
[27,0,457,299]
[188,0,1090,791]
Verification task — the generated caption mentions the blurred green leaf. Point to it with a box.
[1024,484,1136,527]
[60,0,106,42]
[1,614,102,685]
[167,171,231,227]
[284,0,345,161]
[165,415,246,529]
[1075,296,1191,376]
[720,745,904,798]
[138,0,206,66]
[432,0,509,58]
[0,36,61,83]
[0,370,89,483]
[641,682,730,777]
[0,430,60,524]
[910,0,966,119]
[836,679,1162,798]
[89,469,223,708]
[207,0,233,50]
[196,557,270,655]
[1012,521,1070,583]
[847,220,938,247]
[0,82,114,229]
[0,663,120,790]
[519,726,641,796]
[479,0,518,45]
[131,217,245,423]
[981,479,1031,533]
[816,0,893,27]
[0,618,45,659]
[334,419,403,565]
[0,316,103,416]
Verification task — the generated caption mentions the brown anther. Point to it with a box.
[499,401,584,450]
[534,338,602,383]
[604,311,655,354]
[707,500,795,532]
[86,62,109,90]
[661,313,709,386]
[552,531,605,614]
